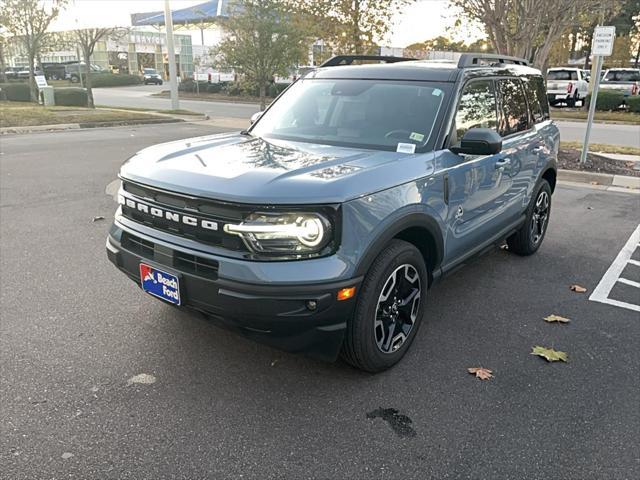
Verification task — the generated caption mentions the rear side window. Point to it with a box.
[603,70,640,82]
[548,70,578,81]
[522,76,550,123]
[453,79,497,142]
[496,78,530,136]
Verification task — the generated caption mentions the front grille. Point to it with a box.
[121,232,219,280]
[120,180,247,251]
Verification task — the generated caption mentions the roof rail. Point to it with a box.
[457,53,529,68]
[320,55,415,67]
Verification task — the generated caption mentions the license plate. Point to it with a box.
[139,263,181,305]
[555,94,566,100]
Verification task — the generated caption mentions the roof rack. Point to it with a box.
[457,53,529,68]
[320,55,415,67]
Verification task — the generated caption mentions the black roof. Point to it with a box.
[309,54,541,83]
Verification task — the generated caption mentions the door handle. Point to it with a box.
[495,158,511,169]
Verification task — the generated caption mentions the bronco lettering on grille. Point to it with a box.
[118,194,218,231]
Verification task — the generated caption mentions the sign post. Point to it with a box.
[581,26,615,164]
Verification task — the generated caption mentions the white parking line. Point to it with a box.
[589,224,640,313]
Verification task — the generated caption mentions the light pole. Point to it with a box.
[164,0,179,110]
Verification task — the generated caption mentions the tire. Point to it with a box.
[507,179,552,256]
[341,239,428,372]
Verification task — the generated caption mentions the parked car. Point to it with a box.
[17,67,44,79]
[65,63,109,83]
[600,68,640,97]
[3,67,21,80]
[142,68,163,85]
[107,53,558,372]
[42,62,68,81]
[546,67,589,107]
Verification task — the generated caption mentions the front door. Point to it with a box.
[442,78,513,263]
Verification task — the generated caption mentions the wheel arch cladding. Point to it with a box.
[542,168,557,193]
[355,213,444,281]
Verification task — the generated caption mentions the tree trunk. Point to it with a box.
[28,51,37,103]
[259,82,266,111]
[83,49,94,108]
[634,42,640,68]
[0,40,6,83]
[583,37,592,70]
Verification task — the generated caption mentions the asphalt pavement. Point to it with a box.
[1,123,639,479]
[93,84,640,147]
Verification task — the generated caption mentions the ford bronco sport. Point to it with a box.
[107,53,559,372]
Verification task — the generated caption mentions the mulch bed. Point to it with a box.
[557,148,640,177]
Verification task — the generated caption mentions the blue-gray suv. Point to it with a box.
[107,53,559,372]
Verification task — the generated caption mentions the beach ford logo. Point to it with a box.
[119,194,218,231]
[140,263,181,305]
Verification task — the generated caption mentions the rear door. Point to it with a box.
[493,77,541,222]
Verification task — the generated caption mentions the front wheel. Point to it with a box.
[507,179,552,256]
[341,239,427,372]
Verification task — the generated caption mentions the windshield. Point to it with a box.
[251,79,446,151]
[548,70,578,81]
[603,70,640,82]
[144,68,157,75]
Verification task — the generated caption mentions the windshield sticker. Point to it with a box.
[432,89,442,96]
[409,132,425,142]
[396,143,416,154]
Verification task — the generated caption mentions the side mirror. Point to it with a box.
[250,111,263,125]
[450,128,502,156]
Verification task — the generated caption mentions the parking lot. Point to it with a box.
[1,123,639,479]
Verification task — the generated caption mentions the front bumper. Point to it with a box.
[106,224,360,361]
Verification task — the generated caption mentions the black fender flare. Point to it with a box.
[354,209,445,279]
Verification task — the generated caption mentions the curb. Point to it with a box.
[558,169,640,193]
[0,117,183,135]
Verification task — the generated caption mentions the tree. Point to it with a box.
[450,0,616,70]
[0,0,66,101]
[74,28,127,108]
[214,0,311,110]
[295,0,411,56]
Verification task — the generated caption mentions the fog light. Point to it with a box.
[306,300,317,311]
[337,287,356,301]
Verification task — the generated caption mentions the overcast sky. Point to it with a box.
[50,0,482,48]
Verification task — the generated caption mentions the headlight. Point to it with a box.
[224,212,333,257]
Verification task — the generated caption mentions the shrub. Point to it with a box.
[268,83,290,98]
[54,87,88,107]
[626,95,640,113]
[206,83,222,93]
[584,90,625,111]
[89,73,142,88]
[0,82,32,102]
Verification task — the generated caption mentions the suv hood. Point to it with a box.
[120,133,436,204]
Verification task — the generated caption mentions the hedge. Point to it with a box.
[89,73,142,88]
[626,95,640,113]
[54,87,88,107]
[0,82,31,102]
[584,90,625,111]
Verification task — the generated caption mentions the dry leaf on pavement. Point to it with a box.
[531,346,568,362]
[544,314,571,323]
[467,367,493,380]
[570,284,587,293]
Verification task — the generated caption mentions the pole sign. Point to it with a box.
[592,26,615,56]
[35,75,48,89]
[580,26,615,164]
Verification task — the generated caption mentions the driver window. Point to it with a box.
[453,80,497,144]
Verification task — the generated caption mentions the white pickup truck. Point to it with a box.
[546,68,589,107]
[600,68,640,97]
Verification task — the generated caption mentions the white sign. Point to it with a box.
[592,26,616,56]
[34,75,48,89]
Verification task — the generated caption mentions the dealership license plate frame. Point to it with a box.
[139,263,182,306]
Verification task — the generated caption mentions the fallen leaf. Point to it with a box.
[467,367,493,380]
[544,314,571,323]
[92,215,105,222]
[587,206,593,210]
[570,284,587,293]
[531,346,568,362]
[590,181,599,185]
[126,373,156,385]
